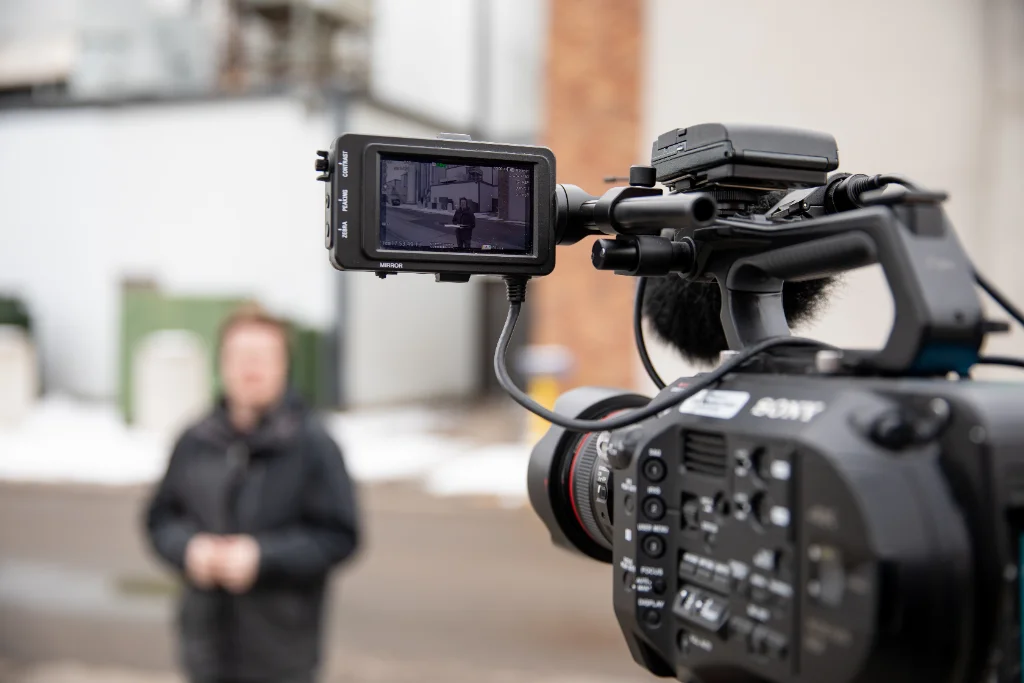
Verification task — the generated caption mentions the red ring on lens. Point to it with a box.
[567,434,594,540]
[566,409,629,542]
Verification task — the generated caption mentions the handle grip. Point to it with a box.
[710,204,984,375]
[727,232,877,292]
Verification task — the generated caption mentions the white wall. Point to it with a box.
[0,97,333,397]
[341,98,483,405]
[0,95,483,404]
[639,0,1024,388]
[369,0,547,140]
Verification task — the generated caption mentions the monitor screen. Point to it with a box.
[378,153,534,255]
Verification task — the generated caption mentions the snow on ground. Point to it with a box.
[0,396,171,486]
[322,409,467,483]
[0,397,531,500]
[422,443,531,501]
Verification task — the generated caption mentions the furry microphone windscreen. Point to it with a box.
[640,275,836,365]
[641,189,837,365]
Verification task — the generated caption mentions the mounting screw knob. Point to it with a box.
[629,165,657,188]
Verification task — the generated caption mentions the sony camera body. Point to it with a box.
[529,375,1024,683]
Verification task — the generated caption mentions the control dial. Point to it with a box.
[315,150,330,181]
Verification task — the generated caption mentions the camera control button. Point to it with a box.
[642,458,666,482]
[752,548,779,572]
[870,410,915,449]
[748,573,771,603]
[807,544,846,607]
[765,631,788,660]
[749,625,770,656]
[769,506,791,528]
[673,587,729,632]
[642,535,665,558]
[315,150,329,172]
[677,630,691,654]
[712,572,732,592]
[681,496,701,528]
[643,496,665,520]
[315,150,330,181]
[728,615,754,641]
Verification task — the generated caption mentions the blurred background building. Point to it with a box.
[0,0,1020,681]
[0,0,547,415]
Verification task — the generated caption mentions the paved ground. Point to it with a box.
[0,479,650,683]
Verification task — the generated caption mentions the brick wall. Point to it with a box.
[534,0,642,389]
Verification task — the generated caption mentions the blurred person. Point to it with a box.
[145,304,361,683]
[453,197,476,248]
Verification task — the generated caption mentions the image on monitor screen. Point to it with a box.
[378,154,533,254]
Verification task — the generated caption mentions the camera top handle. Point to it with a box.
[701,188,987,376]
[557,180,1001,377]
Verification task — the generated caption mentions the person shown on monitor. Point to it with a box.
[452,198,476,249]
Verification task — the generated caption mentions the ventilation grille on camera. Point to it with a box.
[682,430,727,478]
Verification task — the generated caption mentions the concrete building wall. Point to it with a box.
[0,97,332,398]
[369,0,547,141]
[0,95,482,405]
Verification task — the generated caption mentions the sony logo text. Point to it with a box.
[379,262,404,269]
[750,397,826,423]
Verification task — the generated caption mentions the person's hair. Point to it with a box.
[459,198,467,206]
[217,302,291,354]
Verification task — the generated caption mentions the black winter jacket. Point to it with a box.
[145,395,360,682]
[452,207,476,229]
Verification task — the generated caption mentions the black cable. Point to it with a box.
[634,277,667,389]
[874,174,920,190]
[976,356,1024,370]
[494,300,832,432]
[974,271,1024,328]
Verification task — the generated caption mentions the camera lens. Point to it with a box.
[527,389,650,563]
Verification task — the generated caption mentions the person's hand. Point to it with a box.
[184,533,221,589]
[217,535,261,594]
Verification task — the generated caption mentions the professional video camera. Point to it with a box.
[316,123,1024,683]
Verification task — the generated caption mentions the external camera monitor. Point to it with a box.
[320,134,556,280]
